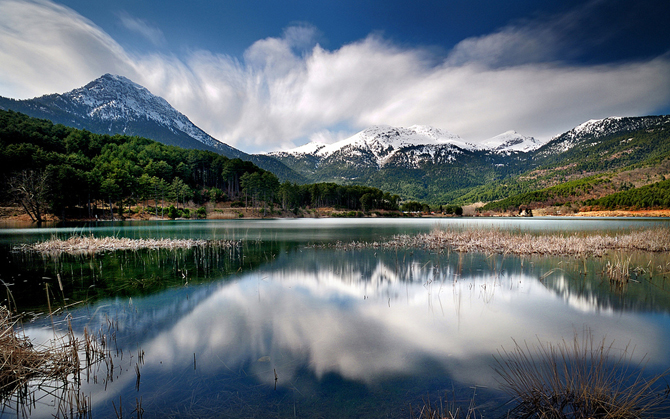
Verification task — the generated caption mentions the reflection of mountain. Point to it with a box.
[24,248,670,418]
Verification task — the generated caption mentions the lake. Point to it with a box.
[2,218,670,418]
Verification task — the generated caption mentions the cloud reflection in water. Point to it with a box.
[140,250,664,389]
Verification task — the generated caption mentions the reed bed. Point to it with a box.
[329,228,670,257]
[0,307,106,405]
[494,332,670,418]
[17,236,241,256]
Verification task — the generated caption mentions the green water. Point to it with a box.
[2,218,670,418]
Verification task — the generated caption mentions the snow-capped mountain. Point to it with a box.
[538,115,670,156]
[480,130,543,153]
[66,74,239,153]
[270,125,478,170]
[268,124,544,174]
[0,73,244,157]
[0,74,305,182]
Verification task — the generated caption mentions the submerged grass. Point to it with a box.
[494,332,670,418]
[329,228,670,257]
[605,254,633,286]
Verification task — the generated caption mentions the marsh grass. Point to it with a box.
[0,307,107,418]
[17,236,241,257]
[493,332,670,418]
[410,389,481,419]
[330,228,670,257]
[604,254,633,286]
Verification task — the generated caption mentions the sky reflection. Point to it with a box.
[20,247,670,418]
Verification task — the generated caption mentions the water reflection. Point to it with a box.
[20,247,670,418]
[3,217,670,246]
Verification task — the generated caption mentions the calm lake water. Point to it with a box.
[2,218,670,418]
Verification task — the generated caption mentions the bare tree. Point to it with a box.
[8,170,50,222]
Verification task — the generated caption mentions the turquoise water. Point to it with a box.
[2,218,670,418]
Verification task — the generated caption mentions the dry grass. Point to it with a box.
[410,390,481,419]
[0,306,107,417]
[17,235,240,256]
[330,228,670,257]
[0,307,76,398]
[494,332,670,418]
[605,254,633,285]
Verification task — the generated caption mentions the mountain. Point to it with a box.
[461,115,670,208]
[269,125,477,172]
[267,125,540,202]
[537,116,669,156]
[481,130,542,153]
[0,74,304,183]
[268,116,670,205]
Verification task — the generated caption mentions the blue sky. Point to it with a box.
[1,0,669,153]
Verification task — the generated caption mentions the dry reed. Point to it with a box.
[0,307,77,398]
[410,390,481,419]
[330,228,670,257]
[0,307,107,417]
[605,254,633,285]
[17,236,241,256]
[494,332,669,418]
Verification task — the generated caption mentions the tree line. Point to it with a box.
[0,110,401,221]
[583,178,670,210]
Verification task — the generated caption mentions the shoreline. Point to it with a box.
[1,205,670,224]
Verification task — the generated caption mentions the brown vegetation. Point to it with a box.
[0,307,107,417]
[330,228,670,257]
[17,236,241,256]
[494,332,669,418]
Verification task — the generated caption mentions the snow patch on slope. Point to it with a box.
[58,74,232,152]
[269,125,476,168]
[481,130,544,153]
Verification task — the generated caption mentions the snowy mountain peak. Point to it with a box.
[481,130,543,153]
[273,125,474,158]
[267,124,478,170]
[49,73,238,154]
[539,116,658,155]
[360,124,474,149]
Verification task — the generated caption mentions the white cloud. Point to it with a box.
[0,0,140,98]
[117,12,166,47]
[0,0,669,154]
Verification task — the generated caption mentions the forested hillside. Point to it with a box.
[463,116,670,211]
[0,110,399,221]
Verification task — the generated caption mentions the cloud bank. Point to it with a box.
[1,0,669,153]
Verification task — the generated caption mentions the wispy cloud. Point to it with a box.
[0,0,138,98]
[117,12,166,47]
[0,0,669,154]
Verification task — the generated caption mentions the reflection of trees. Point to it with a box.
[535,256,670,315]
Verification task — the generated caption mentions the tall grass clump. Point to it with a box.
[0,307,106,417]
[604,254,632,285]
[0,307,76,399]
[494,332,669,418]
